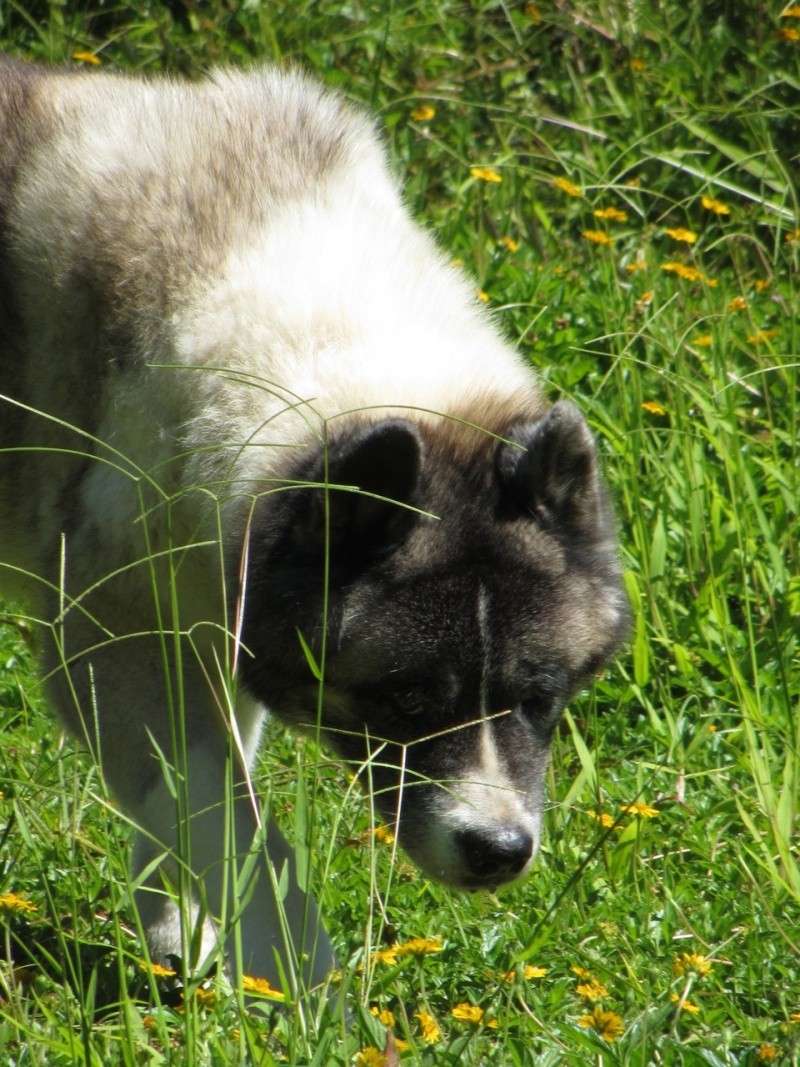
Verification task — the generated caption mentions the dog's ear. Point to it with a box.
[495,400,604,533]
[316,419,422,559]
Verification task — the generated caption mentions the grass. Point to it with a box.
[0,1,798,1063]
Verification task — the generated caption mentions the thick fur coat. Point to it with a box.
[0,58,627,988]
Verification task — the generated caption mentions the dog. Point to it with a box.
[0,57,628,990]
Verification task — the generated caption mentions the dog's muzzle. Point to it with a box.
[455,825,534,889]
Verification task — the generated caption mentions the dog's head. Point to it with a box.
[241,403,628,890]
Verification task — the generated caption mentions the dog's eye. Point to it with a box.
[391,689,428,716]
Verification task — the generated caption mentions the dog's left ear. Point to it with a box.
[323,419,423,558]
[495,400,605,533]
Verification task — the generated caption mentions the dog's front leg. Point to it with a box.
[130,731,335,992]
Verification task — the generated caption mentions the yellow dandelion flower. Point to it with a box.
[728,296,747,311]
[641,401,668,416]
[415,1010,441,1044]
[673,952,713,977]
[693,333,713,347]
[138,960,176,978]
[790,1012,800,1022]
[72,50,101,65]
[501,963,548,981]
[785,228,800,243]
[582,229,614,246]
[782,4,800,15]
[142,1015,157,1031]
[572,965,593,979]
[670,992,700,1014]
[576,980,609,1001]
[552,176,583,198]
[242,974,285,1000]
[701,195,730,216]
[396,936,443,957]
[665,227,697,244]
[372,825,395,845]
[372,946,400,965]
[410,104,436,122]
[593,206,628,222]
[0,892,37,914]
[476,289,490,303]
[707,723,718,732]
[499,236,520,252]
[355,1047,386,1067]
[587,808,615,827]
[754,278,771,292]
[620,801,659,818]
[470,166,502,183]
[757,1044,779,1062]
[630,57,647,72]
[452,1003,484,1023]
[625,258,647,274]
[578,1007,625,1042]
[193,987,216,1007]
[778,26,800,40]
[394,1037,411,1052]
[747,329,779,343]
[370,1006,396,1027]
[660,261,704,282]
[636,290,654,308]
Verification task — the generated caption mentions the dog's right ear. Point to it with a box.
[495,400,605,535]
[301,419,423,561]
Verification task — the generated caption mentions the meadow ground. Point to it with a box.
[0,2,798,1064]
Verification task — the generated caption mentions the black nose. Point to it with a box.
[456,826,534,884]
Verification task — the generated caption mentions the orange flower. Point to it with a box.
[470,166,502,183]
[552,176,583,198]
[665,227,697,244]
[620,800,659,818]
[582,229,613,246]
[660,261,716,284]
[778,26,800,40]
[72,50,101,65]
[728,296,748,312]
[641,401,667,416]
[670,992,700,1014]
[593,206,628,222]
[415,1010,441,1044]
[587,808,615,827]
[576,980,609,1001]
[499,236,520,252]
[701,195,730,215]
[410,104,436,122]
[578,1007,624,1042]
[747,329,779,343]
[452,1003,484,1023]
[673,952,713,977]
[242,974,285,999]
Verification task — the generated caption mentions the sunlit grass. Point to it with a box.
[1,1,798,1063]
